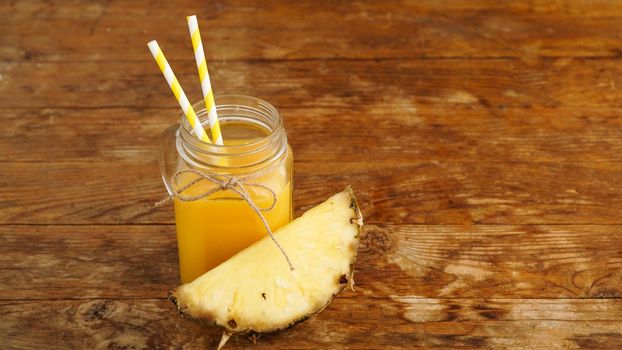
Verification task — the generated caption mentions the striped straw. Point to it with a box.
[147,40,212,143]
[187,15,223,145]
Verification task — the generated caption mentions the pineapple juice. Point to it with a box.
[173,122,293,283]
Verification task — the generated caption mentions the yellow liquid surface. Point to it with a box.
[173,128,292,283]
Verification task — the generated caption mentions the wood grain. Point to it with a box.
[2,106,622,164]
[1,161,622,225]
[2,58,622,109]
[1,298,621,349]
[5,4,622,62]
[1,224,620,300]
[5,0,622,19]
[2,0,622,348]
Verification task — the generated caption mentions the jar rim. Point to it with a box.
[182,94,282,150]
[176,95,287,172]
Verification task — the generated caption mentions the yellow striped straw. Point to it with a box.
[147,40,211,143]
[187,15,224,145]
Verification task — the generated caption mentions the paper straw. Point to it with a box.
[147,40,211,143]
[187,15,224,145]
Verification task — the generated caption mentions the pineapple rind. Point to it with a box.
[170,186,362,334]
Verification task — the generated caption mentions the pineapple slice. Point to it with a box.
[169,186,362,344]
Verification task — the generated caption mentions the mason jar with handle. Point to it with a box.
[159,95,294,283]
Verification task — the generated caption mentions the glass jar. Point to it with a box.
[159,95,293,283]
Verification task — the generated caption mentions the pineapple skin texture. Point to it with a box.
[170,186,363,334]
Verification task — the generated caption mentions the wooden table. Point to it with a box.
[2,1,622,349]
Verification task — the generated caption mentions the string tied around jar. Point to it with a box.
[155,167,295,271]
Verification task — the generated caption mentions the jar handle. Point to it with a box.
[159,124,180,196]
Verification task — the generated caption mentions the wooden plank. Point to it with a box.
[367,224,622,299]
[4,8,622,61]
[0,225,177,300]
[1,298,621,349]
[2,106,622,164]
[3,161,622,225]
[4,0,622,19]
[1,161,621,225]
[1,58,622,109]
[1,224,620,299]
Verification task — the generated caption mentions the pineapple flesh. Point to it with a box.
[169,186,363,337]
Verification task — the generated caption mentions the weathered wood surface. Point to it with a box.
[4,0,622,62]
[6,0,622,19]
[2,0,622,348]
[2,161,622,225]
[3,59,622,109]
[3,106,622,163]
[0,224,620,300]
[2,298,622,350]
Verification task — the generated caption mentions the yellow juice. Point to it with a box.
[173,124,293,283]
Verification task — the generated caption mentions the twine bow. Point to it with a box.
[156,168,295,271]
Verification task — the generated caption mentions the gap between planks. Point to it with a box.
[1,296,620,302]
